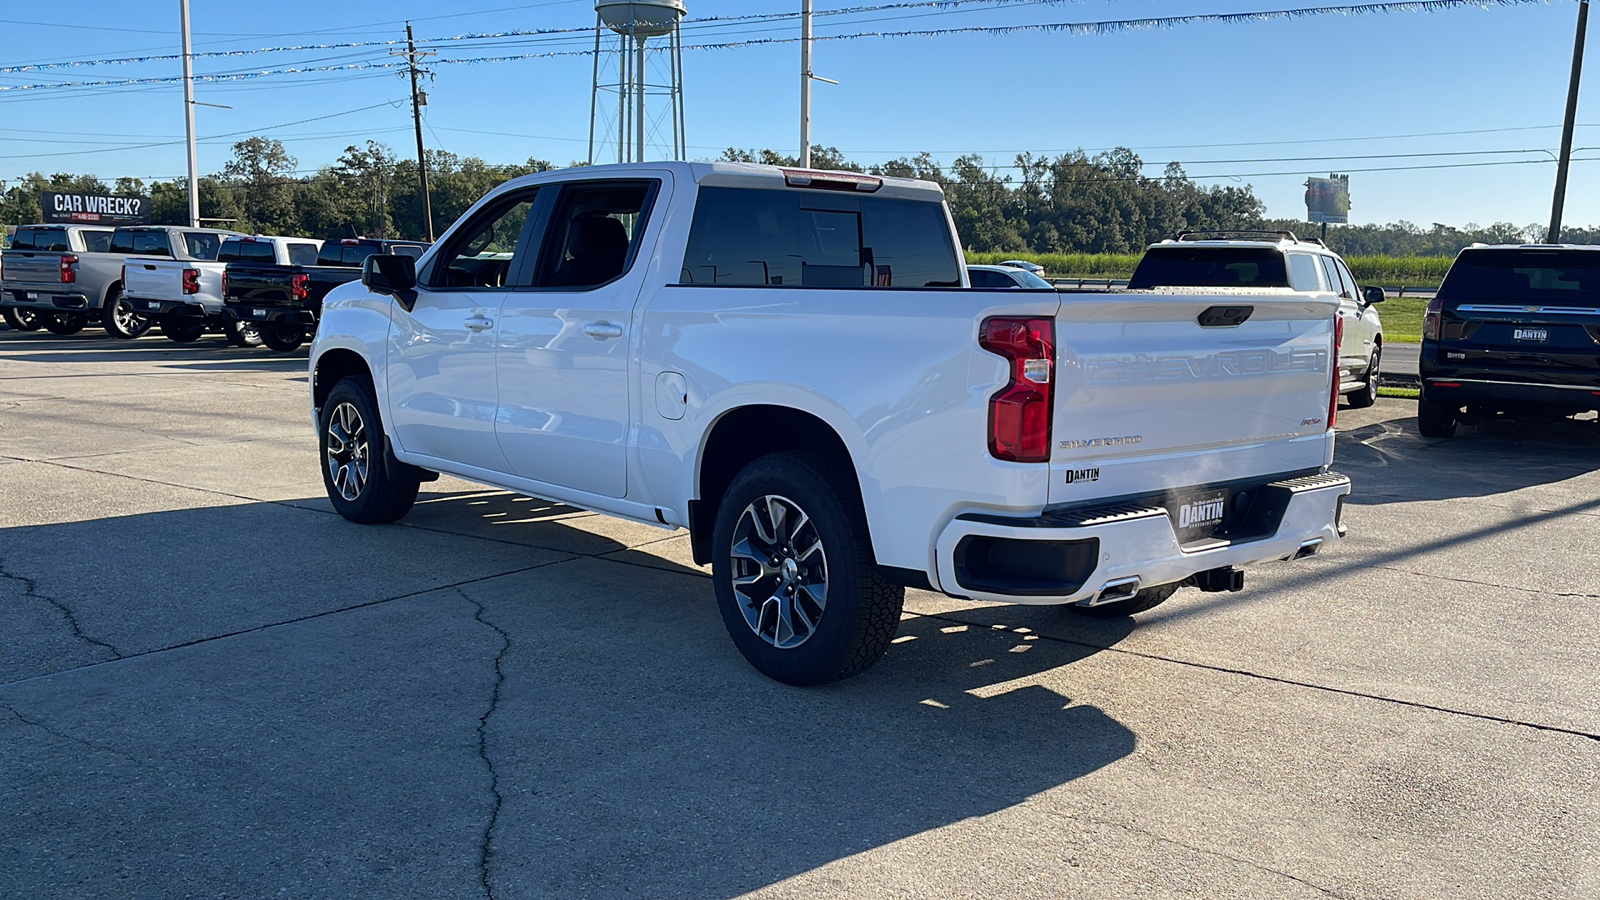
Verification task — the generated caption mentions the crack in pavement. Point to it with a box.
[0,555,122,660]
[1,702,145,770]
[1363,564,1600,600]
[456,588,508,900]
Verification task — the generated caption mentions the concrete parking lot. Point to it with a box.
[1,331,1597,899]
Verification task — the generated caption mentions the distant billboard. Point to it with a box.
[41,191,151,225]
[1305,175,1350,225]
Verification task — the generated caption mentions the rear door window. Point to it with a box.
[12,228,70,252]
[1319,256,1351,299]
[218,239,276,263]
[533,181,657,290]
[678,187,962,288]
[183,232,224,260]
[1127,247,1290,289]
[1287,253,1327,292]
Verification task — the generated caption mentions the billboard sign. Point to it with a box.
[41,191,152,225]
[1305,175,1350,225]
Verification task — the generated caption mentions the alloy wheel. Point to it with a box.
[728,494,829,649]
[324,402,370,502]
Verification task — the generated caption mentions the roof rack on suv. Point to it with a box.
[1176,230,1300,243]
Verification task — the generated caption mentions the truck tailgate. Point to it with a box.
[224,265,297,307]
[122,258,179,299]
[1437,303,1600,380]
[1048,290,1337,507]
[2,252,64,288]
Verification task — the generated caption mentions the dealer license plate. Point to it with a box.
[252,309,266,318]
[1513,328,1548,342]
[1170,489,1228,542]
[25,292,39,301]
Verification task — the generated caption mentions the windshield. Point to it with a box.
[1436,249,1600,306]
[1128,246,1290,289]
[1010,268,1053,289]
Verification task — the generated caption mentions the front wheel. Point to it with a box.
[260,324,305,353]
[3,306,42,331]
[1417,394,1458,438]
[712,451,905,686]
[1346,347,1380,409]
[160,319,206,343]
[320,377,419,524]
[41,312,87,335]
[102,290,151,339]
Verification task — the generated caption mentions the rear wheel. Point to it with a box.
[160,319,206,343]
[320,376,419,524]
[3,307,41,331]
[1070,582,1179,619]
[102,290,150,339]
[224,319,263,347]
[1347,346,1380,409]
[260,324,305,352]
[712,451,905,685]
[41,312,87,335]
[1417,394,1458,438]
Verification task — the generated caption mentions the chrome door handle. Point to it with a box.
[464,316,494,332]
[583,322,624,339]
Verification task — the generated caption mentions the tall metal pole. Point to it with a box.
[406,24,435,242]
[635,32,647,162]
[1549,0,1590,243]
[180,0,199,228]
[800,0,813,168]
[588,17,602,166]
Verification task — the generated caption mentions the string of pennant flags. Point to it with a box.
[0,0,1554,93]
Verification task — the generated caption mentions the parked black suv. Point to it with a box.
[1418,245,1600,437]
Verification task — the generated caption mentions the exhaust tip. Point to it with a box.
[1290,538,1323,561]
[1079,576,1141,608]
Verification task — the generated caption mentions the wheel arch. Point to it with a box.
[312,347,374,413]
[689,404,866,567]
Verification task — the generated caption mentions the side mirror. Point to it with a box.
[1363,285,1386,305]
[363,254,417,308]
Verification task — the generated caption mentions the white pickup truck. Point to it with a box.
[123,233,317,343]
[308,162,1351,685]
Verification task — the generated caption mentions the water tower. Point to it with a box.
[588,0,687,165]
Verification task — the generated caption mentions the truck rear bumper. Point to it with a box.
[1423,377,1600,412]
[131,298,207,318]
[5,289,90,310]
[223,305,316,327]
[933,472,1350,605]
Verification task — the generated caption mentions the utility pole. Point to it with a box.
[801,0,812,168]
[397,25,436,241]
[180,0,199,228]
[1549,0,1590,243]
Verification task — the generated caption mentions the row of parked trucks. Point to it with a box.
[0,224,426,351]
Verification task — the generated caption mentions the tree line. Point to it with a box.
[3,137,1594,256]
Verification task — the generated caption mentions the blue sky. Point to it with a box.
[1,0,1595,228]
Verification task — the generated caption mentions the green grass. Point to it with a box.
[1377,386,1420,399]
[968,251,1451,293]
[1377,295,1427,343]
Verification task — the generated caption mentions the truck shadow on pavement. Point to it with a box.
[1336,414,1600,504]
[0,492,1138,899]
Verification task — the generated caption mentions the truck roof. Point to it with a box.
[1459,243,1600,252]
[494,160,948,203]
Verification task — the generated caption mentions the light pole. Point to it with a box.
[1549,0,1590,243]
[180,0,199,228]
[801,0,812,167]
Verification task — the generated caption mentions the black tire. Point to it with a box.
[102,289,151,339]
[3,306,41,331]
[1346,346,1380,409]
[1070,582,1179,619]
[712,451,905,686]
[1417,394,1458,438]
[40,312,87,335]
[224,319,264,347]
[319,376,419,525]
[260,324,305,353]
[160,319,206,343]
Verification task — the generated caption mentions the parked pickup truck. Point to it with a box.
[308,162,1351,684]
[1,223,118,334]
[1418,243,1600,437]
[124,234,320,344]
[222,237,428,352]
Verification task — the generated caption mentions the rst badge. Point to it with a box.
[1064,467,1100,484]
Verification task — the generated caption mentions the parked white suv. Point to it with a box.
[1129,231,1386,408]
[309,163,1350,684]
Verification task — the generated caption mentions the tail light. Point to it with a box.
[182,268,200,295]
[1423,296,1443,341]
[221,272,228,297]
[1328,315,1343,429]
[120,264,126,286]
[980,317,1055,462]
[60,254,78,284]
[291,273,310,301]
